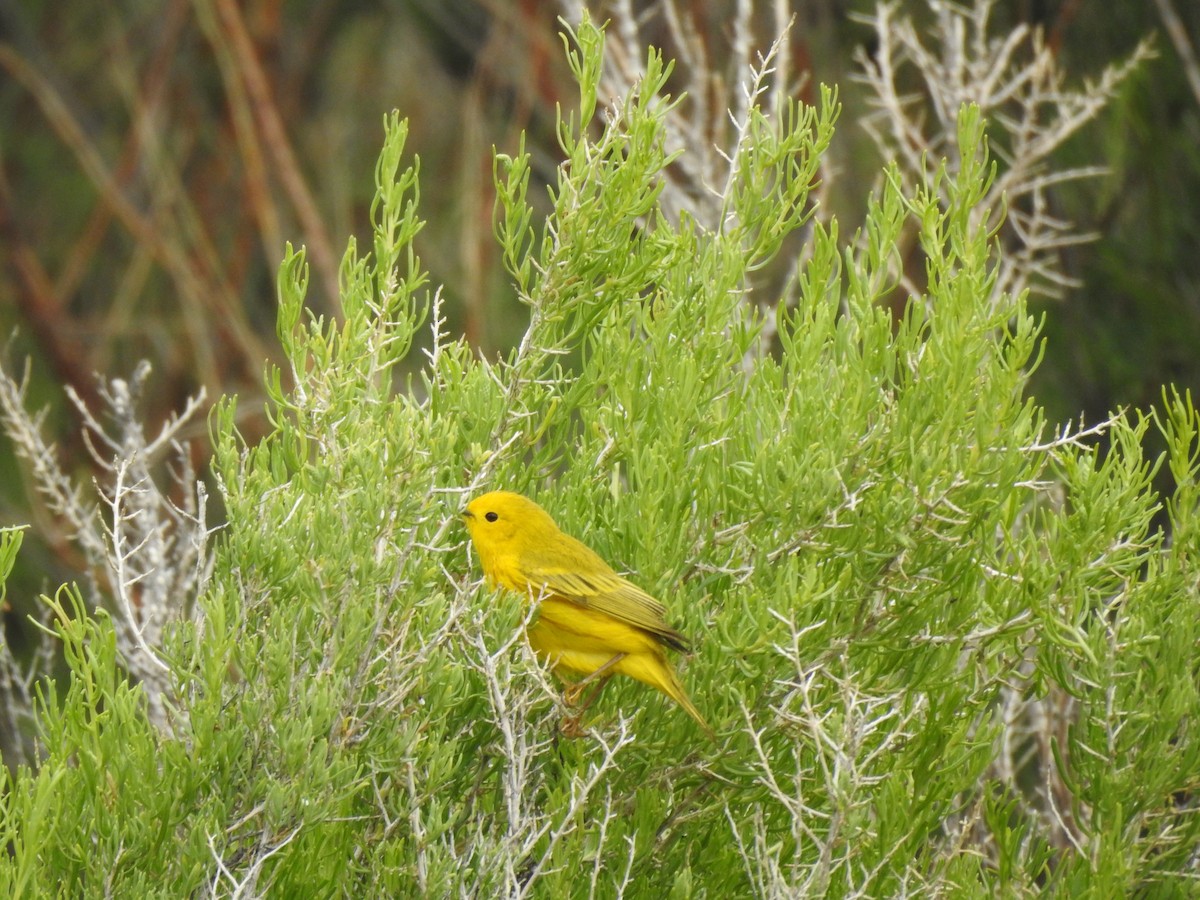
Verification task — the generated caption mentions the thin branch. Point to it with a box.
[1154,0,1200,109]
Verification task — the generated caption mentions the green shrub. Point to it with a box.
[2,17,1197,897]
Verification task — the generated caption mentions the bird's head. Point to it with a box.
[462,490,559,557]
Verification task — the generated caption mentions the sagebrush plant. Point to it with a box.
[1,15,1198,897]
[0,358,212,767]
[854,0,1153,303]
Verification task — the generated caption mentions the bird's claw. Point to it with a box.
[559,714,590,738]
[563,683,585,706]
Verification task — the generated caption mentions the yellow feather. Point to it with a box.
[462,491,711,736]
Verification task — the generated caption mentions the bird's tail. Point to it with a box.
[651,659,714,740]
[675,684,714,739]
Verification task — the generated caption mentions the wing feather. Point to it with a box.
[521,540,690,652]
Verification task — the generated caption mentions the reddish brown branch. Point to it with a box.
[0,173,103,419]
[210,0,342,314]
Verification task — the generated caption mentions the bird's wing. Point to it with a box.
[523,550,690,652]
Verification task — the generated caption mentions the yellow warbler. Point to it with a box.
[462,490,710,735]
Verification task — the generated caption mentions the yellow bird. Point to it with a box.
[462,490,710,736]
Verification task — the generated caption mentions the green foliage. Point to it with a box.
[0,527,23,603]
[2,17,1197,897]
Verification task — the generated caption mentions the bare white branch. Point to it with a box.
[854,0,1152,303]
[0,352,215,741]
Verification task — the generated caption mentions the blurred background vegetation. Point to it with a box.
[1,0,1198,618]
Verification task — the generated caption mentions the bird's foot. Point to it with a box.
[563,681,589,707]
[559,713,590,739]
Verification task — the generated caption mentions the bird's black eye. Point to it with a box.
[485,511,498,522]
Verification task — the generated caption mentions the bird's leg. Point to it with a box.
[562,653,626,707]
[560,654,626,737]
